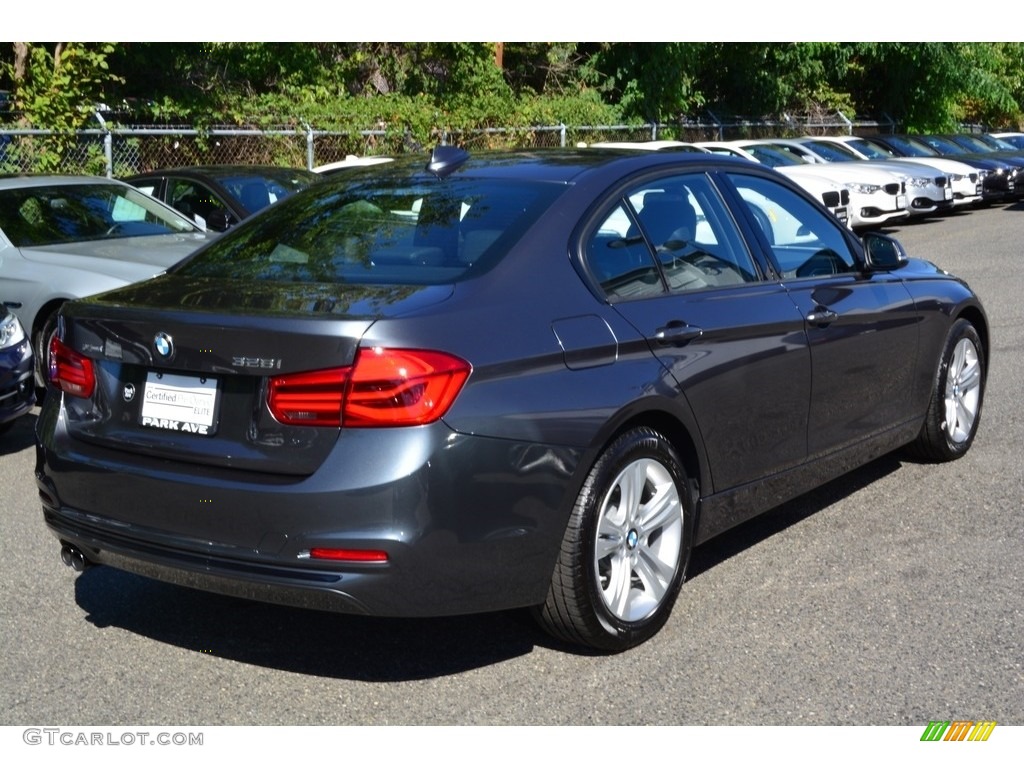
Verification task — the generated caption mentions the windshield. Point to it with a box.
[848,139,895,159]
[951,135,994,152]
[744,145,807,167]
[174,174,565,286]
[977,135,1015,151]
[920,136,968,155]
[802,141,861,162]
[0,182,200,247]
[885,136,937,157]
[994,134,1024,149]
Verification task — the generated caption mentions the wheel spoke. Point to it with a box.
[950,339,967,378]
[618,460,647,521]
[957,358,982,394]
[636,480,680,536]
[954,397,976,438]
[607,557,633,617]
[635,548,673,597]
[594,519,623,560]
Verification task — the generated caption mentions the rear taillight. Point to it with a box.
[267,347,471,428]
[267,367,348,426]
[49,337,95,398]
[345,347,471,427]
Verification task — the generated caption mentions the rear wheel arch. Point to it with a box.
[571,401,709,508]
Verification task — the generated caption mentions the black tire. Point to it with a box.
[33,307,60,389]
[910,318,985,462]
[535,427,693,652]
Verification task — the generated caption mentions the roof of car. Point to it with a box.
[0,174,131,190]
[126,165,319,181]
[326,148,765,187]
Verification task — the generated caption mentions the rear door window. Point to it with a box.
[584,172,761,300]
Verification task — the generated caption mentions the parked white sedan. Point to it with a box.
[767,137,954,217]
[0,176,212,383]
[698,142,850,227]
[702,140,910,230]
[593,140,851,227]
[811,135,983,208]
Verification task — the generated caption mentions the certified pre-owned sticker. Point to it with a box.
[140,372,218,435]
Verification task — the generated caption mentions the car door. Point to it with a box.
[723,171,921,458]
[583,171,811,494]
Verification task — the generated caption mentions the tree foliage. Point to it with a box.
[3,42,122,170]
[3,42,1023,139]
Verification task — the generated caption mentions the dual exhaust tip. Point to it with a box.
[59,544,90,572]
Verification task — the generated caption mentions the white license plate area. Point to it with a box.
[140,372,219,436]
[896,194,908,210]
[834,206,849,225]
[944,187,953,200]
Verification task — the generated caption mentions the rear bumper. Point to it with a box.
[36,399,581,618]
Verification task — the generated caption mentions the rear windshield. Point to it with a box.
[210,169,318,210]
[174,175,565,285]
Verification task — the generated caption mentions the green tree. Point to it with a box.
[580,43,704,122]
[5,42,122,171]
[693,43,853,117]
[843,43,1020,132]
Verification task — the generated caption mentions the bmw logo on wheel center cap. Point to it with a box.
[154,332,174,359]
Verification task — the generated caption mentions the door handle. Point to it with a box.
[806,308,839,327]
[654,321,704,345]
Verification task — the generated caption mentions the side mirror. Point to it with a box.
[861,232,908,270]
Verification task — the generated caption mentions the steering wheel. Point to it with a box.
[795,248,843,277]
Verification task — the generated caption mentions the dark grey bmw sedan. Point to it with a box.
[36,147,988,651]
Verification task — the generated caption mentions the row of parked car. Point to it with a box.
[1,134,1018,435]
[595,131,1024,230]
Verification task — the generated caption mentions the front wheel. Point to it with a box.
[910,318,985,462]
[536,427,693,652]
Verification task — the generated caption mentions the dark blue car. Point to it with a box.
[37,147,988,651]
[0,310,35,434]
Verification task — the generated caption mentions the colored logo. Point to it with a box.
[920,721,996,742]
[154,332,174,359]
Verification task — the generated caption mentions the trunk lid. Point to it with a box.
[56,274,454,475]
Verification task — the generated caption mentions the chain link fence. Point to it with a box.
[0,112,900,177]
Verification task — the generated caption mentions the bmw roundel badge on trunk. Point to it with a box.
[154,332,174,359]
